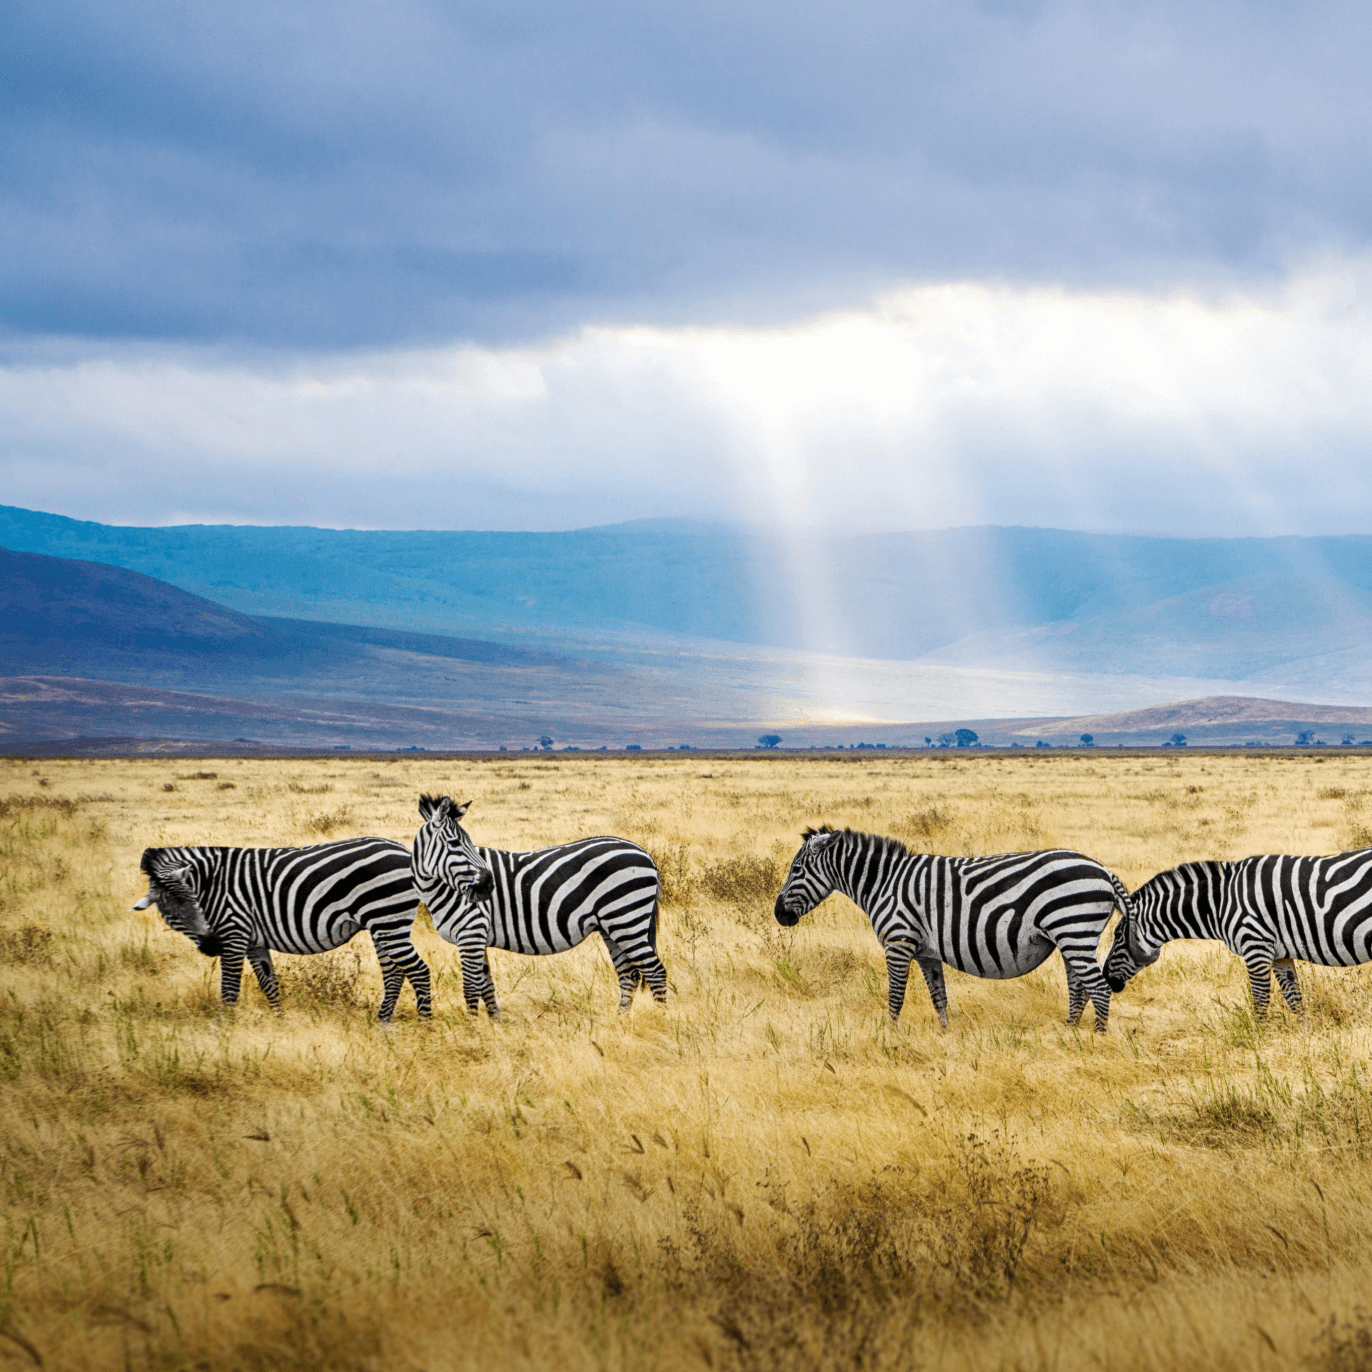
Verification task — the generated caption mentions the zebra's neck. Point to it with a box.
[822,832,915,917]
[1137,861,1230,946]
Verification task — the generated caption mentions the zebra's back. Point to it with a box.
[1232,849,1372,967]
[923,849,1120,978]
[224,838,415,954]
[483,836,658,954]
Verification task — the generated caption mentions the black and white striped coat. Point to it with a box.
[1104,850,1372,1016]
[134,839,430,1019]
[412,795,666,1017]
[774,827,1127,1031]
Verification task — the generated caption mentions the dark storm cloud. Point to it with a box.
[5,0,1372,347]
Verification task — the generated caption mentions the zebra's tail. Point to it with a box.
[1108,871,1132,920]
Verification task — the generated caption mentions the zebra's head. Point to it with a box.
[134,848,223,957]
[414,795,494,944]
[774,826,841,927]
[1102,908,1160,994]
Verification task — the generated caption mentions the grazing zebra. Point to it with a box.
[774,827,1128,1031]
[133,838,430,1020]
[1104,850,1372,1017]
[412,795,666,1017]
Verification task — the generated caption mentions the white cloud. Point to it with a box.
[5,257,1372,533]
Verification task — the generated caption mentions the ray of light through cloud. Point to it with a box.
[5,256,1372,541]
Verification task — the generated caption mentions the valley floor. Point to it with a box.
[4,752,1372,1370]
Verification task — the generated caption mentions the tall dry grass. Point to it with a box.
[4,752,1372,1370]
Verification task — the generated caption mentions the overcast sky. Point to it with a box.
[6,0,1372,532]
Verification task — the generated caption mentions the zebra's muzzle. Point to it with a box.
[196,933,224,958]
[774,892,800,927]
[1106,973,1127,994]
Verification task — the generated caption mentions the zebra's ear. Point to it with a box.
[453,800,471,820]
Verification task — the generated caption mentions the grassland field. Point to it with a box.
[7,751,1372,1371]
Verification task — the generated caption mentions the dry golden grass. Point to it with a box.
[6,751,1372,1371]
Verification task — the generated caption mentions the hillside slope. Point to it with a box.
[0,549,776,740]
[6,505,1372,684]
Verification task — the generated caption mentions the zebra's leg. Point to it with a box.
[456,932,500,1020]
[371,943,406,1023]
[245,947,282,1014]
[1063,960,1088,1026]
[1273,957,1304,1015]
[479,955,501,1021]
[1061,952,1110,1033]
[219,950,246,1008]
[883,940,927,1023]
[915,954,949,1028]
[599,916,668,1005]
[600,931,643,1011]
[1243,954,1274,1019]
[626,942,668,1004]
[370,930,433,1020]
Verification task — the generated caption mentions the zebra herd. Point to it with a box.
[132,794,1372,1031]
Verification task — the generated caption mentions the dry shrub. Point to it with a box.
[1316,1310,1372,1372]
[303,805,354,836]
[0,794,79,819]
[276,947,369,1009]
[893,805,954,846]
[660,1133,1053,1370]
[700,853,781,905]
[0,924,54,965]
[649,841,696,906]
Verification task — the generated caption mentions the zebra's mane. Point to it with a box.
[1133,858,1229,898]
[803,824,910,859]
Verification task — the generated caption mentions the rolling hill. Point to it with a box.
[6,505,1372,692]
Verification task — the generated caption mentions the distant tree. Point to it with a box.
[924,737,932,747]
[1343,735,1356,746]
[937,732,956,747]
[539,734,554,750]
[758,733,782,749]
[1170,732,1188,747]
[954,728,978,748]
[1036,740,1051,749]
[1295,730,1315,746]
[1079,733,1095,747]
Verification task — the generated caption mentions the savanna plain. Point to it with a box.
[7,751,1372,1372]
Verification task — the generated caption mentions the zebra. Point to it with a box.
[773,827,1129,1031]
[412,795,666,1018]
[1104,849,1372,1017]
[133,838,431,1020]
